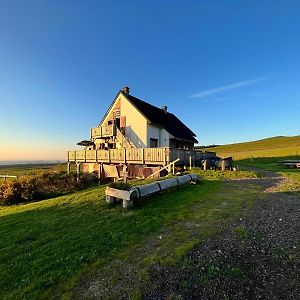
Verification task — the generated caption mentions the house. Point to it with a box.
[68,87,206,179]
[80,86,197,151]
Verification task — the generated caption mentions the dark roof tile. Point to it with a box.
[126,94,198,143]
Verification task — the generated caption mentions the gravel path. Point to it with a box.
[143,170,300,300]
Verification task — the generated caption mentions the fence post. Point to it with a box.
[76,163,81,182]
[221,160,225,171]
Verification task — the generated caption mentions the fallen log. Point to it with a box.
[105,174,199,209]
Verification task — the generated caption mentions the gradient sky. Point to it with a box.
[0,1,300,161]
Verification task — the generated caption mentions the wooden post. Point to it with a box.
[142,148,145,165]
[123,165,128,183]
[221,160,225,171]
[76,163,81,182]
[203,160,207,171]
[67,162,71,174]
[189,156,192,170]
[172,162,175,174]
[98,163,101,180]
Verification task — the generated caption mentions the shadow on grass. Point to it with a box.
[0,180,219,299]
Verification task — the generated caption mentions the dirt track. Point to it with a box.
[143,170,300,299]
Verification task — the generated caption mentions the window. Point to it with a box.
[150,138,158,148]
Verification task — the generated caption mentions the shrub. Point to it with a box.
[0,172,99,206]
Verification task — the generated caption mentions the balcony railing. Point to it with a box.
[91,124,116,138]
[67,147,204,166]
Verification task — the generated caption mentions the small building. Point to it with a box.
[68,87,207,179]
[88,86,197,150]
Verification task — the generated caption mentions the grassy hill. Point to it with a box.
[201,135,300,160]
[0,169,257,299]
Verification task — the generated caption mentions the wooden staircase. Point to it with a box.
[115,127,134,148]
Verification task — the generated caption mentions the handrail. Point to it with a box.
[91,124,115,138]
[148,158,180,178]
[115,127,133,148]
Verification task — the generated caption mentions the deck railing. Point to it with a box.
[91,124,116,138]
[67,147,205,166]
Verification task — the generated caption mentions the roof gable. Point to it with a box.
[97,89,198,143]
[125,94,198,143]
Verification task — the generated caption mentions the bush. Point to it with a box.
[0,172,99,206]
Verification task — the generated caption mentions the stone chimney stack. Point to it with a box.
[122,86,130,95]
[161,105,168,113]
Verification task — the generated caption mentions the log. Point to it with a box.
[177,174,192,185]
[105,174,200,209]
[133,182,161,198]
[157,178,179,191]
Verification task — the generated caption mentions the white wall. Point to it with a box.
[147,125,170,147]
[159,129,170,147]
[121,95,148,147]
[147,124,160,146]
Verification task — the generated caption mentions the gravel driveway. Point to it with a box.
[144,170,300,300]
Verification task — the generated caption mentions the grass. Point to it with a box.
[190,168,258,180]
[238,156,300,193]
[233,226,250,239]
[0,163,75,184]
[70,178,260,299]
[0,169,257,299]
[199,134,300,193]
[201,135,300,160]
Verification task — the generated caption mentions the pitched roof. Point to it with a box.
[124,93,198,143]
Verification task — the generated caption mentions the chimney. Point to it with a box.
[161,105,168,113]
[122,86,130,95]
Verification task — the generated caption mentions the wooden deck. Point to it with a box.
[67,147,211,166]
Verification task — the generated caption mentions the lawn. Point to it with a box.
[201,135,300,160]
[0,163,74,181]
[0,170,256,299]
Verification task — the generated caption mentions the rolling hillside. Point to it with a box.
[201,135,300,160]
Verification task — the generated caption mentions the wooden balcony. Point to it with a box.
[67,147,205,166]
[91,124,116,139]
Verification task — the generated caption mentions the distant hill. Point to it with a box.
[200,135,300,160]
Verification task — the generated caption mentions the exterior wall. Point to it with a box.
[159,129,171,147]
[147,125,170,147]
[146,125,172,147]
[147,124,160,147]
[120,95,148,147]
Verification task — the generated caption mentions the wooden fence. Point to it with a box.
[67,147,209,166]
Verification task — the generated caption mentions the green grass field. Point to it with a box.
[201,135,300,192]
[201,135,300,160]
[0,163,70,177]
[0,169,257,299]
[1,135,299,299]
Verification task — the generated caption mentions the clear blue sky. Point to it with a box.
[0,1,299,160]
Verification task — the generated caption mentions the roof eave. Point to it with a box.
[98,90,122,127]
